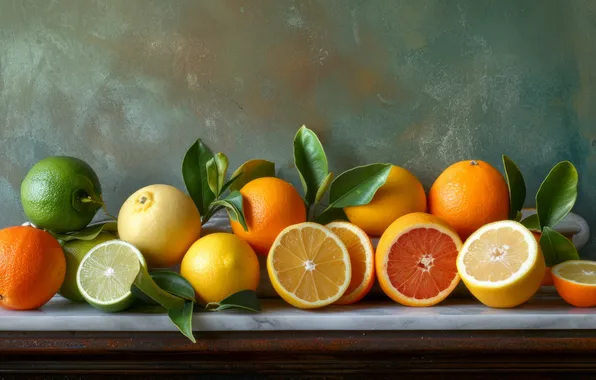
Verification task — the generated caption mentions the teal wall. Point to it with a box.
[1,1,595,255]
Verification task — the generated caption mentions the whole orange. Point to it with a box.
[428,160,509,240]
[230,177,306,255]
[0,226,66,310]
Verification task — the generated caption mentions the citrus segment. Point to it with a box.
[457,220,544,308]
[267,223,351,309]
[326,222,375,304]
[552,260,596,307]
[376,213,462,307]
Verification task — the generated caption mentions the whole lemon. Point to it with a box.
[118,184,201,268]
[344,165,426,237]
[180,233,260,304]
[230,177,306,255]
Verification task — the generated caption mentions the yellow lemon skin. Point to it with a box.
[118,184,201,269]
[180,233,260,304]
[344,165,426,237]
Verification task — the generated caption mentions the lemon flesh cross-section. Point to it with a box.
[76,240,146,312]
[456,220,545,308]
[267,222,351,309]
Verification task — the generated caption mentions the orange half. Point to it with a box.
[376,213,462,306]
[326,222,375,304]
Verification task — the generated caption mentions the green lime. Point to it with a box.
[21,156,103,233]
[76,240,146,312]
[59,232,116,302]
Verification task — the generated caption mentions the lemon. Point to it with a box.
[457,220,545,308]
[180,233,260,304]
[59,232,116,302]
[118,184,201,269]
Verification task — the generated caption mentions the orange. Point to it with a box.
[267,223,351,309]
[0,226,65,310]
[428,160,509,240]
[326,221,375,304]
[376,213,462,307]
[231,177,306,255]
[344,165,426,237]
[552,260,596,307]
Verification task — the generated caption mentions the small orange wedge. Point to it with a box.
[326,222,375,304]
[267,222,351,309]
[552,260,596,307]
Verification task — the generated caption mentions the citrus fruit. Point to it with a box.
[267,222,351,309]
[76,240,146,312]
[457,220,545,308]
[428,160,509,240]
[0,226,65,310]
[552,260,596,307]
[21,156,103,233]
[231,177,306,255]
[180,233,260,304]
[344,165,426,237]
[326,221,375,304]
[59,232,116,302]
[118,184,201,268]
[375,213,462,307]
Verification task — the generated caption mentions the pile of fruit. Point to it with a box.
[0,125,592,342]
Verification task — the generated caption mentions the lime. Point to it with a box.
[21,156,103,233]
[76,240,146,312]
[59,232,116,302]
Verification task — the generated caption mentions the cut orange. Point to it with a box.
[267,223,351,309]
[552,260,596,307]
[376,213,462,307]
[326,222,375,305]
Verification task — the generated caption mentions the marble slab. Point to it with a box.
[1,295,595,332]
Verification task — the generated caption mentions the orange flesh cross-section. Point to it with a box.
[387,227,459,300]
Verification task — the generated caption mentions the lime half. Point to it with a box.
[76,240,146,312]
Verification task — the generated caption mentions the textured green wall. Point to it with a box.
[0,1,594,255]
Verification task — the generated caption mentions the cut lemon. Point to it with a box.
[552,260,596,307]
[267,222,351,309]
[77,240,146,312]
[457,220,545,308]
[326,222,375,305]
[376,212,462,307]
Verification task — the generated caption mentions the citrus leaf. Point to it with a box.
[540,226,580,267]
[133,266,186,311]
[150,271,196,301]
[502,155,526,221]
[182,139,215,214]
[229,159,275,191]
[536,161,578,229]
[328,163,392,208]
[293,126,329,205]
[314,172,334,205]
[206,153,229,197]
[314,207,348,225]
[212,191,248,231]
[168,300,196,343]
[521,214,540,231]
[206,290,261,312]
[220,171,243,195]
[49,221,117,242]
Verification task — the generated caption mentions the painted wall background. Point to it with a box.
[0,0,594,255]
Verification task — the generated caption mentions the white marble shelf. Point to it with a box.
[1,295,595,332]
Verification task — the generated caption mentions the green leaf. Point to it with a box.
[229,159,276,191]
[212,191,248,231]
[182,139,215,214]
[49,222,117,242]
[328,163,392,208]
[220,171,243,195]
[150,271,195,301]
[536,161,578,229]
[521,214,540,231]
[133,266,186,310]
[314,172,334,205]
[540,226,580,267]
[502,155,526,221]
[168,300,196,343]
[206,290,261,312]
[206,153,229,197]
[314,207,348,225]
[293,126,329,205]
